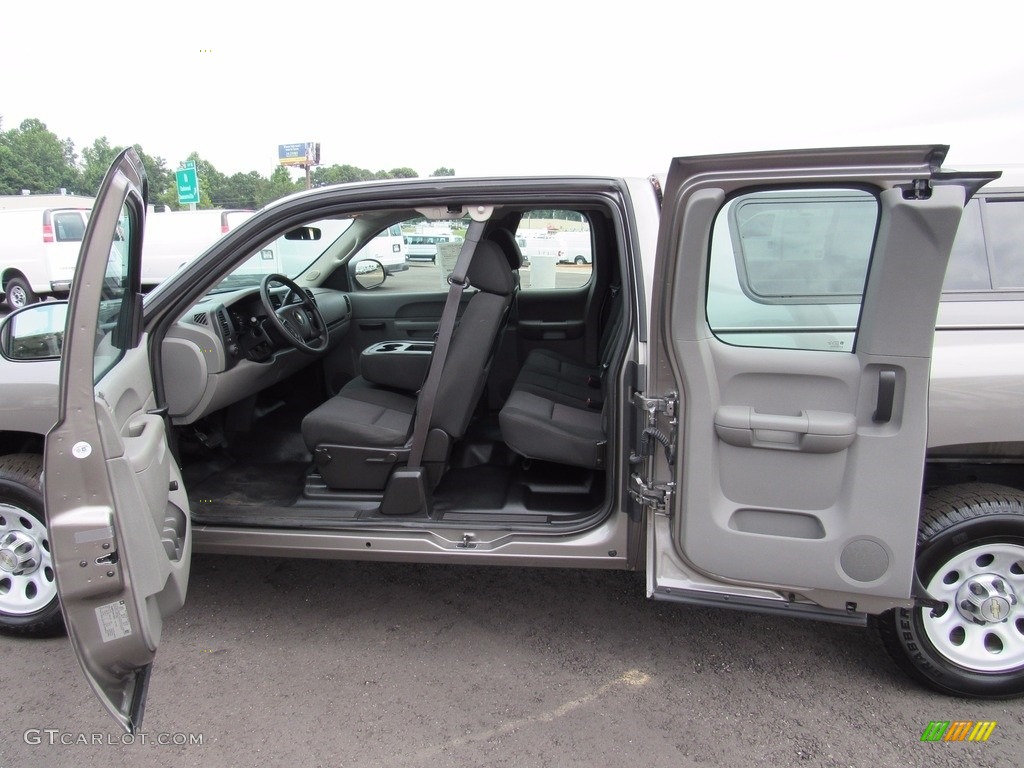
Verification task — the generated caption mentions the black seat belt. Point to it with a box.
[406,218,486,469]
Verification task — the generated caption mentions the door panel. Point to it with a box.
[46,148,191,734]
[647,147,998,611]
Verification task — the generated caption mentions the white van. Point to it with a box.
[141,209,254,288]
[0,207,90,308]
[362,223,408,274]
[404,232,463,263]
[0,194,95,211]
[556,231,593,264]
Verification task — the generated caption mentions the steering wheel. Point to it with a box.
[259,274,329,355]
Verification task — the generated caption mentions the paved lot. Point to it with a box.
[2,554,1021,768]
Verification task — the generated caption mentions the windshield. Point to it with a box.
[208,217,356,294]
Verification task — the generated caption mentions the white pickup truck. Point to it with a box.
[1,146,1023,734]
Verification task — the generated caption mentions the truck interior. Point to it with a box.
[164,198,635,533]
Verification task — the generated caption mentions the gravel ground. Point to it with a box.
[2,554,1022,767]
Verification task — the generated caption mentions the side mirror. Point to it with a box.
[0,301,69,360]
[351,259,386,290]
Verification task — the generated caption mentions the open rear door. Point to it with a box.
[45,148,191,733]
[644,146,998,617]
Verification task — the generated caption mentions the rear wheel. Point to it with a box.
[0,454,63,638]
[5,276,37,309]
[876,483,1024,698]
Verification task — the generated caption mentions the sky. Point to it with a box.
[3,0,1024,181]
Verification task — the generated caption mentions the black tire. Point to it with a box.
[4,276,37,309]
[0,454,64,638]
[876,483,1024,698]
[574,255,586,265]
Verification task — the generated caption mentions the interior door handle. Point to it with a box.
[873,370,897,424]
[714,406,856,453]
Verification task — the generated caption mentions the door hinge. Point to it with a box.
[629,474,675,514]
[630,390,679,517]
[633,391,677,419]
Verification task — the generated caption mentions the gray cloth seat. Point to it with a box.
[300,378,416,449]
[498,284,620,469]
[516,284,622,407]
[509,368,598,409]
[499,389,607,468]
[301,238,516,488]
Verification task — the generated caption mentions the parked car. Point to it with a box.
[3,146,1024,736]
[0,206,90,308]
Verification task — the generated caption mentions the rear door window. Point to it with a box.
[706,189,878,352]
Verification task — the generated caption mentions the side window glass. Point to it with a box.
[943,199,990,291]
[984,199,1024,289]
[333,211,595,294]
[706,189,879,352]
[93,203,133,382]
[515,210,592,290]
[363,216,468,294]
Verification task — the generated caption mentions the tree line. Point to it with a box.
[0,117,456,210]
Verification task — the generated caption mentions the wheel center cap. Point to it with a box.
[956,573,1018,624]
[0,531,39,575]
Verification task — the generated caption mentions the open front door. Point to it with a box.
[645,146,997,616]
[45,148,191,733]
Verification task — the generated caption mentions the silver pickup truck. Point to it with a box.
[1,146,1022,733]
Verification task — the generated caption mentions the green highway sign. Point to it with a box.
[176,166,199,205]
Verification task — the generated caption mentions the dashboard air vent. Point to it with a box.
[216,309,232,339]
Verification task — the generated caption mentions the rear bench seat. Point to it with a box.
[498,385,607,469]
[498,287,622,470]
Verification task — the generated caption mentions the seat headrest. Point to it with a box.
[486,228,524,270]
[467,240,515,296]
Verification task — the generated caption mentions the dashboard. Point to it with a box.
[160,284,352,425]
